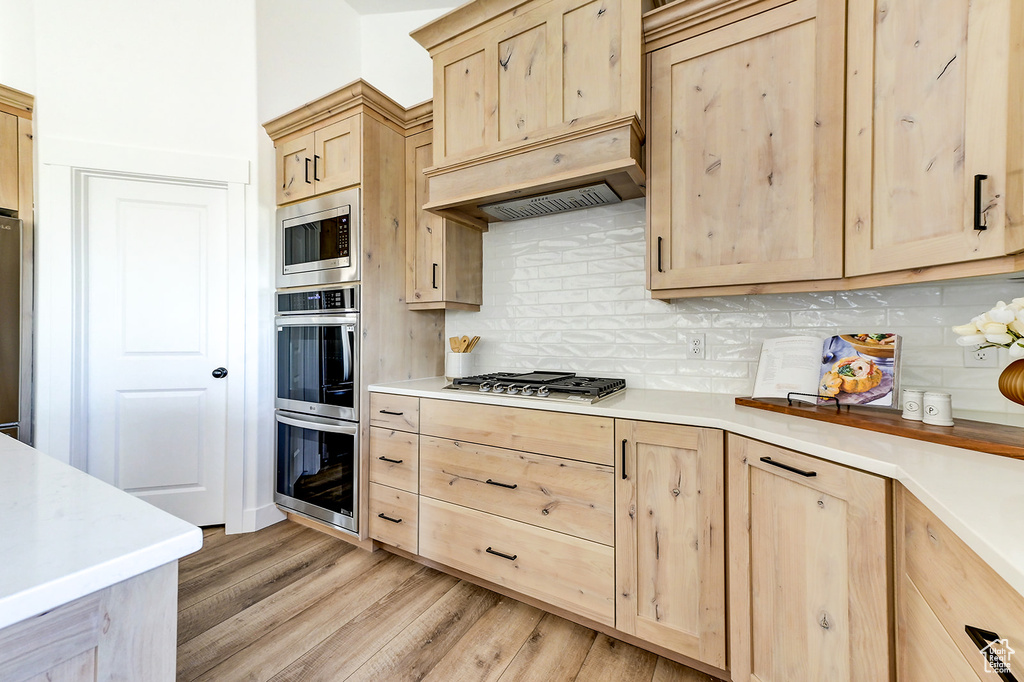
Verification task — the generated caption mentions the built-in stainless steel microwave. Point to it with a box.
[277,189,360,289]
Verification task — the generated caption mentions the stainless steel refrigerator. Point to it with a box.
[0,215,24,440]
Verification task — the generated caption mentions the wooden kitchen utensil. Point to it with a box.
[460,335,470,352]
[466,336,480,353]
[449,337,461,353]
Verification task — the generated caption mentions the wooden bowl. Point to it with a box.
[839,334,897,358]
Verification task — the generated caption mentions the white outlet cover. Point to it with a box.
[964,344,998,368]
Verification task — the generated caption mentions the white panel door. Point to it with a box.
[86,175,229,525]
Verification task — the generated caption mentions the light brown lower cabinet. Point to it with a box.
[896,485,1024,681]
[727,435,891,682]
[615,420,726,669]
[418,496,616,626]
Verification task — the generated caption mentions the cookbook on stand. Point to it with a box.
[751,333,902,407]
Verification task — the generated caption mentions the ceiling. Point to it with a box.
[345,0,459,14]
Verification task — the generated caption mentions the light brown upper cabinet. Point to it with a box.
[644,0,846,294]
[0,111,18,213]
[616,421,726,669]
[411,0,654,228]
[275,114,362,205]
[845,0,1024,276]
[727,435,891,682]
[406,128,483,311]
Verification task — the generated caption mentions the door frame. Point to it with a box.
[36,141,250,532]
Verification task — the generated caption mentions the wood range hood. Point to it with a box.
[410,0,650,229]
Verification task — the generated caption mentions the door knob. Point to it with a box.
[212,367,228,379]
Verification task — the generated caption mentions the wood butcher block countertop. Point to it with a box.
[370,377,1024,600]
[0,435,202,630]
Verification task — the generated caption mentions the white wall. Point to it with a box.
[446,199,1024,418]
[360,8,451,107]
[0,0,36,93]
[25,0,269,532]
[255,0,363,122]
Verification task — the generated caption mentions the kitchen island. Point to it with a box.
[0,434,201,680]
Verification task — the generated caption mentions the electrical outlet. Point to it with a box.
[964,344,998,368]
[687,333,705,359]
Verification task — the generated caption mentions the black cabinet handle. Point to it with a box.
[974,174,989,231]
[657,237,664,272]
[432,263,439,289]
[377,513,402,524]
[486,547,517,561]
[314,154,321,182]
[485,479,518,490]
[760,456,816,478]
[379,410,404,416]
[621,439,628,480]
[377,456,403,464]
[304,157,312,184]
[965,625,1018,681]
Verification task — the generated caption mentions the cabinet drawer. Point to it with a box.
[369,427,419,493]
[420,436,613,545]
[369,393,419,432]
[420,399,614,465]
[369,483,418,554]
[899,486,1024,681]
[419,496,615,626]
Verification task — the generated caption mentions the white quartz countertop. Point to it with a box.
[0,436,202,630]
[370,377,1024,598]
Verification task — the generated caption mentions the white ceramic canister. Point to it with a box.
[922,391,954,427]
[901,389,924,421]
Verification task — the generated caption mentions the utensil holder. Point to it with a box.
[445,352,474,381]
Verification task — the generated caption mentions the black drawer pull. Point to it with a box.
[486,547,517,561]
[485,479,518,490]
[314,154,321,182]
[974,174,989,231]
[760,456,816,478]
[432,263,439,289]
[379,409,404,416]
[377,456,403,464]
[657,236,664,272]
[966,625,1018,681]
[621,439,628,480]
[377,513,402,524]
[304,157,312,184]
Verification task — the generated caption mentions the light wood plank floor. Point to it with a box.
[178,521,721,682]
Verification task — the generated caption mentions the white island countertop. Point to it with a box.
[0,435,202,631]
[370,377,1024,599]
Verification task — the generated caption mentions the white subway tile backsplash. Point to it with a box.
[446,199,1024,417]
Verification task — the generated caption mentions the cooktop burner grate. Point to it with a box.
[447,371,626,403]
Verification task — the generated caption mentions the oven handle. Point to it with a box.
[276,413,358,435]
[276,315,358,327]
[342,321,353,382]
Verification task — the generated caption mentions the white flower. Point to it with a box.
[986,332,1014,345]
[1011,343,1024,359]
[973,313,993,328]
[981,322,1009,336]
[952,323,980,336]
[956,334,987,346]
[988,302,1017,323]
[1011,319,1024,336]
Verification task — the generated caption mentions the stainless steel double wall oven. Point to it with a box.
[274,190,362,534]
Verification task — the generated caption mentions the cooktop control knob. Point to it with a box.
[506,384,521,395]
[479,382,493,392]
[536,386,550,398]
[520,385,536,396]
[492,383,507,393]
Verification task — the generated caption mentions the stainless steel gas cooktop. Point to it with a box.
[445,371,626,404]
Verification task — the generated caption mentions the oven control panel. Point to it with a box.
[277,285,359,314]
